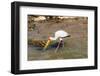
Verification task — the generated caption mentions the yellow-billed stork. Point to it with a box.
[28,30,70,52]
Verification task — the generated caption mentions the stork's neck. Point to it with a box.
[49,36,58,41]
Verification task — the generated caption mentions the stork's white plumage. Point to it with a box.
[43,30,70,51]
[49,30,70,40]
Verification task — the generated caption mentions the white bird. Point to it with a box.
[43,30,70,52]
[49,30,70,40]
[28,30,70,52]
